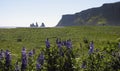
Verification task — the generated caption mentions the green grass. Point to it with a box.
[0,26,119,49]
[0,26,120,71]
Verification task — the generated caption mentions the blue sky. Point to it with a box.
[0,0,120,27]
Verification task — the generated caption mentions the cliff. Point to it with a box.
[57,2,120,26]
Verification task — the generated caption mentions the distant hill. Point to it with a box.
[57,2,120,26]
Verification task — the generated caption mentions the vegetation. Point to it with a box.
[0,26,120,71]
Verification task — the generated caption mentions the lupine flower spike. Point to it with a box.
[45,38,50,48]
[37,52,44,65]
[15,61,20,71]
[89,41,94,54]
[21,47,27,70]
[5,50,11,70]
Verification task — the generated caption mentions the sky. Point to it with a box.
[0,0,120,27]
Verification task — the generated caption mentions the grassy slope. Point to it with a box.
[0,26,120,65]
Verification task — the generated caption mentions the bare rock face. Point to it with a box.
[30,22,39,28]
[40,23,45,28]
[57,2,120,26]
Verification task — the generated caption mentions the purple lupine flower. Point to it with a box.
[37,52,44,65]
[0,49,4,60]
[21,47,27,70]
[15,61,20,71]
[21,47,27,59]
[57,41,64,56]
[22,47,26,57]
[62,40,67,46]
[57,41,62,48]
[0,54,3,60]
[45,38,50,48]
[36,63,41,70]
[28,50,33,57]
[5,50,11,68]
[81,61,86,68]
[66,39,72,48]
[89,41,94,54]
[21,58,27,70]
[56,38,63,47]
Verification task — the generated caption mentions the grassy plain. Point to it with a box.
[0,26,120,70]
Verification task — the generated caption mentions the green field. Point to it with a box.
[0,26,120,71]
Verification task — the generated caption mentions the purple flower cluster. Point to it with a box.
[21,47,27,70]
[89,41,94,54]
[0,38,74,71]
[66,39,72,49]
[15,61,20,71]
[5,50,11,69]
[56,38,72,49]
[45,38,50,48]
[56,38,62,48]
[37,52,44,65]
[56,38,65,56]
[81,61,86,68]
[28,50,34,57]
[0,49,4,60]
[56,38,73,56]
[36,52,44,70]
[36,63,41,70]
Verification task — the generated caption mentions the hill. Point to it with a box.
[57,2,120,26]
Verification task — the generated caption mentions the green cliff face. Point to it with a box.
[57,2,120,26]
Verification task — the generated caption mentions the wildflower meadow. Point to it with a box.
[0,26,120,71]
